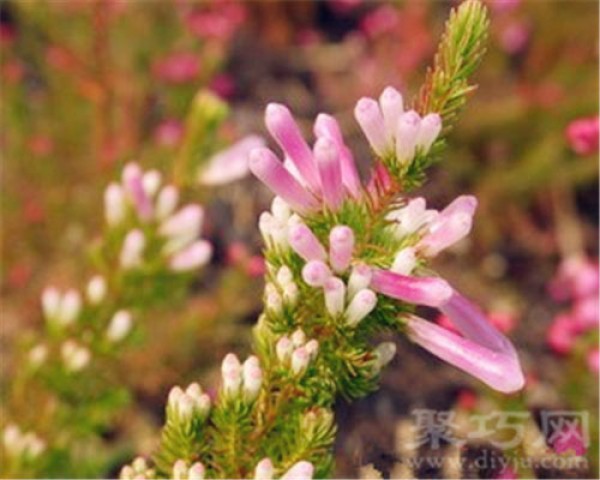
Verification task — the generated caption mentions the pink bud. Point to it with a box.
[120,229,146,269]
[288,224,326,262]
[329,225,354,273]
[160,205,204,240]
[221,353,242,395]
[276,336,293,363]
[169,240,212,271]
[546,313,578,355]
[395,110,421,162]
[314,113,362,198]
[122,163,153,221]
[302,260,332,287]
[370,269,452,308]
[379,86,404,143]
[254,458,274,480]
[347,263,372,298]
[573,296,599,332]
[249,148,318,214]
[419,195,477,256]
[281,461,314,480]
[416,113,442,152]
[345,289,377,326]
[566,115,599,155]
[354,97,388,156]
[587,348,599,375]
[314,137,343,209]
[324,277,346,316]
[291,346,310,374]
[265,103,321,191]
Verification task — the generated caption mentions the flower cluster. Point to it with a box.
[547,255,599,373]
[2,424,46,461]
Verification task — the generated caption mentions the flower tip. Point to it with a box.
[314,136,337,160]
[380,85,401,101]
[401,109,421,126]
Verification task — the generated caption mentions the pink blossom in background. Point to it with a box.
[227,242,248,266]
[246,256,266,278]
[210,74,236,99]
[572,296,599,332]
[487,0,521,14]
[546,313,578,355]
[548,256,599,302]
[360,5,399,38]
[551,425,587,456]
[0,23,16,46]
[495,466,518,479]
[186,3,246,41]
[566,116,599,155]
[2,60,25,84]
[154,119,184,148]
[500,22,529,54]
[456,389,478,411]
[488,311,517,334]
[587,349,599,374]
[27,135,54,156]
[153,52,200,84]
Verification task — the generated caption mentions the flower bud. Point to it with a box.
[243,356,263,400]
[259,212,289,249]
[61,340,91,372]
[291,329,306,347]
[395,110,421,163]
[347,264,372,298]
[324,277,345,317]
[173,460,188,480]
[265,283,283,314]
[374,342,397,370]
[416,113,442,152]
[281,461,314,480]
[160,205,204,252]
[122,163,153,221]
[271,196,291,222]
[329,225,354,273]
[314,136,344,209]
[142,170,162,197]
[59,289,82,326]
[345,289,377,327]
[354,97,388,156]
[282,282,299,305]
[276,336,293,363]
[28,344,48,368]
[288,223,327,262]
[86,275,107,305]
[276,266,294,287]
[390,247,417,276]
[106,310,133,342]
[221,353,242,395]
[156,185,179,220]
[305,339,319,360]
[41,287,60,320]
[291,346,310,375]
[188,462,206,480]
[302,260,331,287]
[104,183,126,226]
[254,458,274,480]
[120,229,146,269]
[169,240,213,271]
[379,86,404,143]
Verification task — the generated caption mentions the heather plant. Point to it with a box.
[118,2,528,478]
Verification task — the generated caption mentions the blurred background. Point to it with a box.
[1,1,598,478]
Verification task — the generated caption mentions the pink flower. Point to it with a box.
[566,116,599,155]
[370,269,453,308]
[495,466,518,479]
[572,296,599,332]
[546,313,578,355]
[500,22,529,55]
[122,163,153,221]
[210,73,235,99]
[360,5,399,38]
[488,311,517,334]
[551,425,587,456]
[406,291,525,393]
[153,52,200,84]
[154,119,184,148]
[199,135,265,186]
[548,255,599,301]
[186,3,246,41]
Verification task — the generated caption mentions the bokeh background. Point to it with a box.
[1,1,598,479]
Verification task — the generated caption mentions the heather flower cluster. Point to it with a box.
[547,255,599,373]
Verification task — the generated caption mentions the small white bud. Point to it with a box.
[291,346,310,375]
[173,459,188,480]
[276,336,293,363]
[347,264,373,298]
[282,282,298,305]
[221,353,242,395]
[301,260,331,287]
[41,287,61,320]
[86,275,107,305]
[2,424,21,456]
[106,310,133,342]
[242,356,263,400]
[188,462,206,480]
[323,277,345,317]
[254,458,274,480]
[374,342,397,370]
[390,247,417,276]
[281,461,314,480]
[265,283,283,314]
[104,182,126,226]
[276,266,294,287]
[345,289,377,327]
[156,185,179,220]
[58,289,81,326]
[271,196,291,222]
[305,339,319,360]
[291,329,306,347]
[120,229,146,269]
[142,170,162,197]
[132,456,149,473]
[61,340,90,372]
